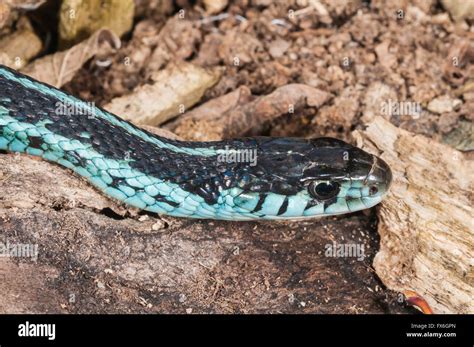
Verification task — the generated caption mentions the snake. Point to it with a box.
[0,64,392,221]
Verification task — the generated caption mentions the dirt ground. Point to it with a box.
[0,0,472,313]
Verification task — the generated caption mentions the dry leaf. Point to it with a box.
[21,29,121,88]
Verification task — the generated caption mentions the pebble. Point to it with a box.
[427,95,461,114]
[268,39,291,58]
[151,220,166,231]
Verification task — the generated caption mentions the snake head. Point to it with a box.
[303,140,392,218]
[300,137,392,216]
[230,137,392,219]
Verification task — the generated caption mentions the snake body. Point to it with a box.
[0,65,392,220]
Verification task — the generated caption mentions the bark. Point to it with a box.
[354,117,473,314]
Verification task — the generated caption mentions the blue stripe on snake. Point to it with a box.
[0,64,392,220]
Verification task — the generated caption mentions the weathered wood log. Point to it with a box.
[354,117,473,314]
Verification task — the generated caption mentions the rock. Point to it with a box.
[442,120,474,151]
[427,95,461,114]
[104,62,222,126]
[203,0,228,14]
[59,0,134,48]
[268,39,291,58]
[441,0,474,21]
[0,16,42,69]
[0,2,10,30]
[375,41,397,69]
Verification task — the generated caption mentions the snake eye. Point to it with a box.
[308,181,340,200]
[369,186,378,196]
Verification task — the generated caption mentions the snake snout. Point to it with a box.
[377,157,392,189]
[364,156,392,197]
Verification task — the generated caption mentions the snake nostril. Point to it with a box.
[369,186,378,196]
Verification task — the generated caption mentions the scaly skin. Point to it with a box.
[0,65,392,220]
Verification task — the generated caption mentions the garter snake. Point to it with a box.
[0,65,392,220]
